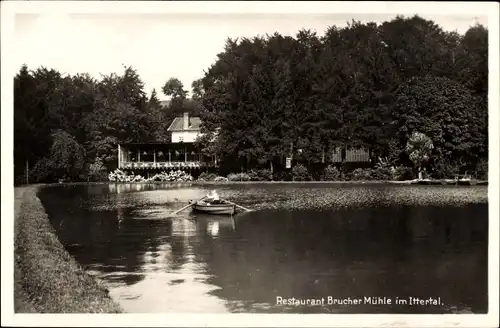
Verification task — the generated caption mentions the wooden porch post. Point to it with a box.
[138,150,141,162]
[153,148,156,163]
[184,146,187,162]
[169,151,171,163]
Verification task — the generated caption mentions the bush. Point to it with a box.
[108,169,127,182]
[369,157,395,180]
[227,173,238,181]
[248,169,273,181]
[214,176,229,182]
[322,165,342,181]
[227,172,251,181]
[393,165,415,181]
[371,166,393,180]
[197,172,218,181]
[274,170,293,181]
[247,170,260,181]
[373,165,394,181]
[292,164,312,181]
[350,168,373,181]
[431,160,460,179]
[87,157,108,182]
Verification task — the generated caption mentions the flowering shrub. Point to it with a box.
[108,169,129,182]
[108,169,193,182]
[214,176,229,182]
[149,170,193,182]
[133,175,145,182]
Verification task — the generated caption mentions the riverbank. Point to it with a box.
[388,178,488,186]
[14,186,122,313]
[43,178,488,186]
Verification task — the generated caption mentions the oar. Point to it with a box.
[169,196,207,216]
[221,198,253,212]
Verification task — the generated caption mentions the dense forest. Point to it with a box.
[14,15,488,184]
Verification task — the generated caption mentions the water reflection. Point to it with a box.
[191,215,236,239]
[108,183,194,195]
[39,184,488,314]
[104,215,227,313]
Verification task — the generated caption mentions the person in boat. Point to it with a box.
[206,190,222,204]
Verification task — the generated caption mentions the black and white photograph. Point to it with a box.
[1,1,499,327]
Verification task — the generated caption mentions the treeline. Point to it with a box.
[14,15,488,184]
[196,15,488,179]
[14,65,203,183]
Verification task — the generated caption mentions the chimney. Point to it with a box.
[183,112,189,130]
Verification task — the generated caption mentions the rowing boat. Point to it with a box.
[190,199,236,215]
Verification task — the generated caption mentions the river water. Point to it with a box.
[38,183,488,314]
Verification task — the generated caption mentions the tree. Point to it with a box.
[406,131,433,179]
[88,156,108,182]
[162,77,188,101]
[147,88,170,142]
[50,130,86,180]
[392,76,485,172]
[148,88,162,111]
[455,24,488,162]
[455,24,488,97]
[191,78,205,101]
[379,15,457,82]
[30,130,86,182]
[83,66,152,168]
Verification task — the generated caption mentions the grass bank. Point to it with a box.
[14,186,122,313]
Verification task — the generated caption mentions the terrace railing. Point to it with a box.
[119,161,214,169]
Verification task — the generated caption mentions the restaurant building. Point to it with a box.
[117,112,371,176]
[117,112,216,176]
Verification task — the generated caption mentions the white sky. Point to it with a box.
[13,11,488,98]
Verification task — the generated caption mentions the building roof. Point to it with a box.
[167,116,202,132]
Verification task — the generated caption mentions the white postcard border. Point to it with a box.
[1,1,498,327]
